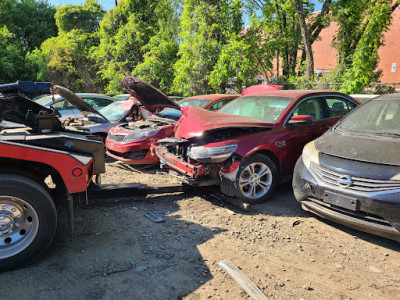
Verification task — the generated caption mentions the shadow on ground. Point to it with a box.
[0,196,226,299]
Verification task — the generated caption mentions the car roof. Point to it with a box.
[373,93,400,100]
[183,94,241,101]
[242,90,351,98]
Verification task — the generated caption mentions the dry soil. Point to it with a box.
[1,160,400,299]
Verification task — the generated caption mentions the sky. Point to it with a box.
[47,0,323,12]
[48,0,116,10]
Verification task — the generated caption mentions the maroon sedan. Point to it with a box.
[155,90,360,203]
[106,78,240,164]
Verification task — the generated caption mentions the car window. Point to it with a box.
[84,98,112,108]
[52,100,74,110]
[178,98,211,108]
[207,98,234,111]
[325,96,357,117]
[218,96,292,122]
[291,97,325,121]
[337,99,400,135]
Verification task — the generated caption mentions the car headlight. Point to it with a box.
[301,141,320,170]
[188,144,238,163]
[123,129,159,142]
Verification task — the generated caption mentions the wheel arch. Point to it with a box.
[0,158,68,205]
[252,149,282,178]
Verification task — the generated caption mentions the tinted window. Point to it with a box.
[325,96,356,117]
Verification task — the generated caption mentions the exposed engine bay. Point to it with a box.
[0,81,106,174]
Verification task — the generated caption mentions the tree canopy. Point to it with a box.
[0,0,399,94]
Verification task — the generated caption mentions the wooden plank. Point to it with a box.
[218,260,268,300]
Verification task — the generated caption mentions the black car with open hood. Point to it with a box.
[293,93,400,242]
[0,81,105,175]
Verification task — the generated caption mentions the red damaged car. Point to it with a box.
[106,77,240,164]
[155,90,360,203]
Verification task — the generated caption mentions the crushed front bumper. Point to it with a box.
[293,157,400,242]
[155,146,209,178]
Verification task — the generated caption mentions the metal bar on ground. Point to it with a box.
[219,260,268,300]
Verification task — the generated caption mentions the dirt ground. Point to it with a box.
[1,160,400,300]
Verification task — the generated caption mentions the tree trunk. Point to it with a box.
[294,0,314,80]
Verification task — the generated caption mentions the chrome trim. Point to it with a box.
[310,163,400,196]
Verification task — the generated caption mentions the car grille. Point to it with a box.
[108,133,126,142]
[310,163,400,194]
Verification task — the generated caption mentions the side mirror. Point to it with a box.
[125,117,134,122]
[288,115,313,125]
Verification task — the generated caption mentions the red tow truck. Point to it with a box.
[0,82,105,272]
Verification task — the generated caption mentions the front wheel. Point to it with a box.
[235,154,278,204]
[0,174,57,272]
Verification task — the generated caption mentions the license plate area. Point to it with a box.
[324,191,360,211]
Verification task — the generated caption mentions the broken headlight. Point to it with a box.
[123,129,159,142]
[188,144,237,163]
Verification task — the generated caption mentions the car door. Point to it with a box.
[280,96,329,174]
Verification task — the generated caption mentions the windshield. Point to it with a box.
[35,95,59,106]
[155,108,182,121]
[97,100,133,121]
[178,98,212,108]
[336,99,400,136]
[153,98,214,121]
[218,96,293,122]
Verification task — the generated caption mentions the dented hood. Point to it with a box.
[121,77,180,113]
[315,129,400,166]
[174,106,273,139]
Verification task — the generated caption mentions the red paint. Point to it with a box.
[0,141,93,194]
[106,94,240,164]
[157,91,360,179]
[241,84,282,95]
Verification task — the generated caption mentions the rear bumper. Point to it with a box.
[293,157,400,242]
[106,148,158,164]
[106,139,158,164]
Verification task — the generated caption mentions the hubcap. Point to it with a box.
[0,196,39,259]
[238,162,272,200]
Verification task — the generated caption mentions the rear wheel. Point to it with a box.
[235,154,278,204]
[0,174,57,272]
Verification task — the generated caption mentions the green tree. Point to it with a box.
[0,26,25,83]
[172,0,243,96]
[94,0,177,93]
[133,29,179,92]
[339,0,399,93]
[29,0,105,91]
[55,0,105,33]
[0,0,57,52]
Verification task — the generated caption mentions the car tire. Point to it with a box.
[234,153,278,204]
[0,174,57,272]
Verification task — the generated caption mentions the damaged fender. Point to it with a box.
[219,157,243,196]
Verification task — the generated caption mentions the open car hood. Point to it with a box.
[121,77,180,113]
[174,106,273,139]
[52,85,109,121]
